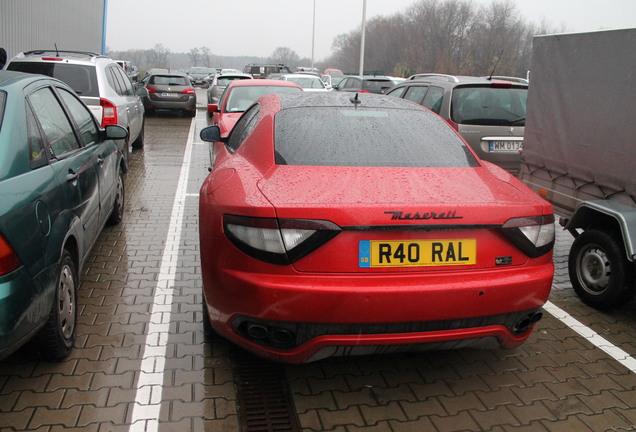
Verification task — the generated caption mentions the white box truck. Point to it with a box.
[520,28,636,309]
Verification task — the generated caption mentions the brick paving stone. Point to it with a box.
[317,406,366,429]
[360,401,408,424]
[470,404,520,430]
[430,410,481,432]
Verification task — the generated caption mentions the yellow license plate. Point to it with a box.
[359,239,476,268]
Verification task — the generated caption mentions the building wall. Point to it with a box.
[1,0,106,61]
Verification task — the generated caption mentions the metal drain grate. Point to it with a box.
[232,348,301,432]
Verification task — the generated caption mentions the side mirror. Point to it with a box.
[208,103,220,113]
[105,124,129,140]
[200,126,222,142]
[134,84,149,97]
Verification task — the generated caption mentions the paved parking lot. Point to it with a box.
[2,94,636,432]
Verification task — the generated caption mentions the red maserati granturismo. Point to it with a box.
[199,92,554,363]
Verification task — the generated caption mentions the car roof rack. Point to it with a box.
[22,50,104,58]
[407,73,460,83]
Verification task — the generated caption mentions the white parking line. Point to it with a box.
[128,117,196,432]
[543,300,636,373]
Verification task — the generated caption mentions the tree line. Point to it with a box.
[109,0,563,78]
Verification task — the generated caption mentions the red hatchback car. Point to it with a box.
[199,92,555,364]
[207,79,302,137]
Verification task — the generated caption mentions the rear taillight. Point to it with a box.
[182,88,195,94]
[146,86,157,93]
[223,215,341,264]
[0,234,21,276]
[41,57,63,61]
[502,214,555,258]
[100,98,118,126]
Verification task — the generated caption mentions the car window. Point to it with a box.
[150,75,190,86]
[451,85,527,126]
[106,66,124,95]
[28,87,80,157]
[227,104,260,152]
[26,105,48,169]
[275,107,478,168]
[386,86,407,98]
[403,85,430,105]
[8,62,99,97]
[421,86,444,114]
[217,76,248,87]
[225,86,301,113]
[362,79,392,93]
[114,67,134,96]
[58,87,100,145]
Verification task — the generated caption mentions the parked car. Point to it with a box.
[115,59,139,82]
[276,74,330,92]
[334,75,394,94]
[243,63,291,79]
[6,50,147,168]
[208,79,302,137]
[206,73,253,109]
[386,74,528,174]
[143,72,196,117]
[198,91,555,364]
[186,66,218,87]
[0,70,128,361]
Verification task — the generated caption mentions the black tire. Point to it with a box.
[202,290,215,338]
[186,109,196,118]
[132,120,145,149]
[38,249,77,360]
[568,229,634,309]
[107,167,125,225]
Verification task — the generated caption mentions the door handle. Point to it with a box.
[66,170,79,182]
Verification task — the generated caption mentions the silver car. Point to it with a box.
[6,50,147,169]
[386,74,527,174]
[206,73,253,113]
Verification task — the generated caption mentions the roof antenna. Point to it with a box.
[350,93,361,107]
[487,49,504,81]
[54,43,59,57]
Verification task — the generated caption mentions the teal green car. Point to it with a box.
[0,71,127,361]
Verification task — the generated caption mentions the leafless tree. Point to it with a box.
[200,47,212,67]
[189,47,200,66]
[146,43,170,69]
[270,47,300,67]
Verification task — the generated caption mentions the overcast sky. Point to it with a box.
[106,0,636,60]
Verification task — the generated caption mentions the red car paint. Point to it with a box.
[199,92,554,363]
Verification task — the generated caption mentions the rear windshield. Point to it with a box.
[217,76,250,87]
[451,85,527,126]
[362,79,393,93]
[286,77,324,89]
[274,107,478,168]
[7,62,99,97]
[149,75,190,86]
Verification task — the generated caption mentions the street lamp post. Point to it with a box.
[311,0,316,70]
[359,0,367,76]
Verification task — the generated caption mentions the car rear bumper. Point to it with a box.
[144,97,196,111]
[202,254,554,363]
[0,268,52,360]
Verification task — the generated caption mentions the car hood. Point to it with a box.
[257,164,547,226]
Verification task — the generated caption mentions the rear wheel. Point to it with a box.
[568,229,634,309]
[107,167,125,225]
[38,249,77,360]
[132,120,145,149]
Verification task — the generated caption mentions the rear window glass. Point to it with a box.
[217,76,250,87]
[451,85,527,126]
[149,75,190,86]
[362,79,393,92]
[8,62,99,97]
[274,107,478,168]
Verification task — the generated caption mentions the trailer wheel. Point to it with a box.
[569,229,634,309]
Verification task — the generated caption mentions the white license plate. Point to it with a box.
[489,141,523,152]
[161,93,180,98]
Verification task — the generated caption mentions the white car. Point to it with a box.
[277,73,331,92]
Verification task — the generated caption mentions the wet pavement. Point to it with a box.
[2,90,636,431]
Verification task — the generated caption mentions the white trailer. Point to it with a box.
[520,28,636,309]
